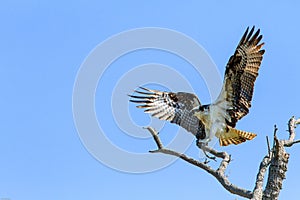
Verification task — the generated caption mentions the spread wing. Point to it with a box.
[129,87,206,139]
[216,26,265,127]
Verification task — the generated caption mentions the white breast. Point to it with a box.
[207,102,230,140]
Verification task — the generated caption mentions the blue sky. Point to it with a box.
[1,1,300,199]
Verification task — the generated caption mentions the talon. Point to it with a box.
[204,158,210,164]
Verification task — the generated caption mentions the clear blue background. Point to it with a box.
[1,1,300,199]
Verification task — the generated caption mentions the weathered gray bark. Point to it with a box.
[261,117,300,200]
[145,116,300,199]
[252,155,271,199]
[262,138,289,200]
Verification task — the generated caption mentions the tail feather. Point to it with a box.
[218,128,257,146]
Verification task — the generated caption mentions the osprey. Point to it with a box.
[129,27,265,146]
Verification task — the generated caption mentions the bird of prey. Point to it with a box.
[129,27,265,146]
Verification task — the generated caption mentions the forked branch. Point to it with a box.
[144,116,300,199]
[145,127,252,199]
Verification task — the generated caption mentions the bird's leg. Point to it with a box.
[196,140,217,161]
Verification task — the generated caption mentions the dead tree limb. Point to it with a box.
[145,127,252,199]
[144,116,300,199]
[262,116,300,200]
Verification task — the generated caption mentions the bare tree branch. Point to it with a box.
[252,155,271,200]
[142,116,300,199]
[262,117,300,199]
[144,127,163,149]
[284,116,300,147]
[252,135,275,199]
[145,126,253,199]
[263,138,289,200]
[266,136,271,156]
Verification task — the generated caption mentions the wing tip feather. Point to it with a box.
[239,26,264,47]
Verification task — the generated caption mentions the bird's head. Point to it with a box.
[199,105,210,114]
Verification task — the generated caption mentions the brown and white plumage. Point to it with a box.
[129,87,206,140]
[218,27,265,127]
[129,26,265,146]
